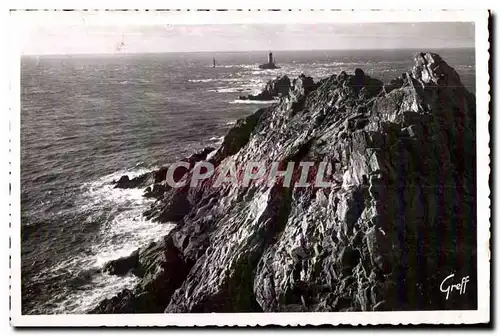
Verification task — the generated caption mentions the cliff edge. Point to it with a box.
[92,53,477,313]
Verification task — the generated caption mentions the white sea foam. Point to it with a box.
[207,79,264,94]
[209,64,257,69]
[229,99,279,105]
[37,168,175,314]
[50,273,140,314]
[189,78,245,84]
[312,62,357,67]
[249,69,280,75]
[218,78,246,83]
[188,78,216,83]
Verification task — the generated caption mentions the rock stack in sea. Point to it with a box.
[92,53,477,313]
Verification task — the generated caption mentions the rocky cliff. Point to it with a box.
[91,53,477,313]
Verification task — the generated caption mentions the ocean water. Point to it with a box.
[20,49,475,314]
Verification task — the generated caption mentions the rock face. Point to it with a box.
[113,146,215,199]
[115,173,151,189]
[239,75,292,101]
[103,250,141,277]
[92,53,476,314]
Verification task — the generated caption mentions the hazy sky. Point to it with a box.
[21,22,475,55]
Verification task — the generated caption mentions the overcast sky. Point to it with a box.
[21,22,475,55]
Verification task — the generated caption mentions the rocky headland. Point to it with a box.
[91,53,477,313]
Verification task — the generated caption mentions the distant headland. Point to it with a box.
[258,51,279,69]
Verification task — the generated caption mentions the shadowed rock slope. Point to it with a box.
[91,53,477,313]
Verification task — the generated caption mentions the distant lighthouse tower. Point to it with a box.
[268,51,274,65]
[258,51,279,69]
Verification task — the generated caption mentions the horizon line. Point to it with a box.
[21,46,475,57]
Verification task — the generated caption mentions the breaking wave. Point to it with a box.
[188,78,216,83]
[208,87,246,93]
[208,136,225,145]
[206,64,257,69]
[29,168,175,314]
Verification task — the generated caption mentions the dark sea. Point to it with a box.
[21,49,475,314]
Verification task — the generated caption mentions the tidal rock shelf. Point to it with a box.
[91,53,477,313]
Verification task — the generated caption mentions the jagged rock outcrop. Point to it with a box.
[239,75,292,101]
[115,173,151,189]
[113,147,215,199]
[92,53,476,314]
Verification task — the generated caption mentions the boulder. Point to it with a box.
[102,250,140,276]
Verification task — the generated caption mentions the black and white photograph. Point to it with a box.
[9,9,490,326]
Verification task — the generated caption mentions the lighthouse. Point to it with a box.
[258,51,279,69]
